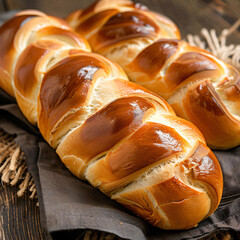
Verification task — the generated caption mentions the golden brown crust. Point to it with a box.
[111,141,222,230]
[177,142,223,216]
[105,122,186,180]
[68,0,180,63]
[38,54,103,146]
[57,97,154,162]
[0,14,40,96]
[14,40,64,124]
[84,122,187,193]
[0,9,90,98]
[0,8,223,230]
[68,0,240,149]
[182,80,240,149]
[114,178,210,229]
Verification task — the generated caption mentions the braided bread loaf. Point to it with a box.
[67,0,240,150]
[0,10,223,230]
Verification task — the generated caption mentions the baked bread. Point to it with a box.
[67,0,240,149]
[0,10,223,230]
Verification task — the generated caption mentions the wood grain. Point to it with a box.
[4,0,96,17]
[146,0,240,43]
[2,0,239,42]
[0,184,45,240]
[0,0,239,239]
[0,0,6,12]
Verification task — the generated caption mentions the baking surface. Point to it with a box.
[0,0,239,239]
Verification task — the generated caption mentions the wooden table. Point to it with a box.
[0,0,239,239]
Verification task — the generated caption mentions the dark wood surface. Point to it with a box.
[0,0,239,239]
[1,0,239,43]
[0,0,4,11]
[0,184,45,240]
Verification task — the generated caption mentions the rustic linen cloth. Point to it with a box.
[0,11,240,240]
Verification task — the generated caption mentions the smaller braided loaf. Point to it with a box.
[67,0,240,149]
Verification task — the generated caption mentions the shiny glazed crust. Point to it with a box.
[0,10,223,230]
[67,0,240,149]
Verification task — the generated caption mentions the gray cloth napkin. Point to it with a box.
[0,12,240,240]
